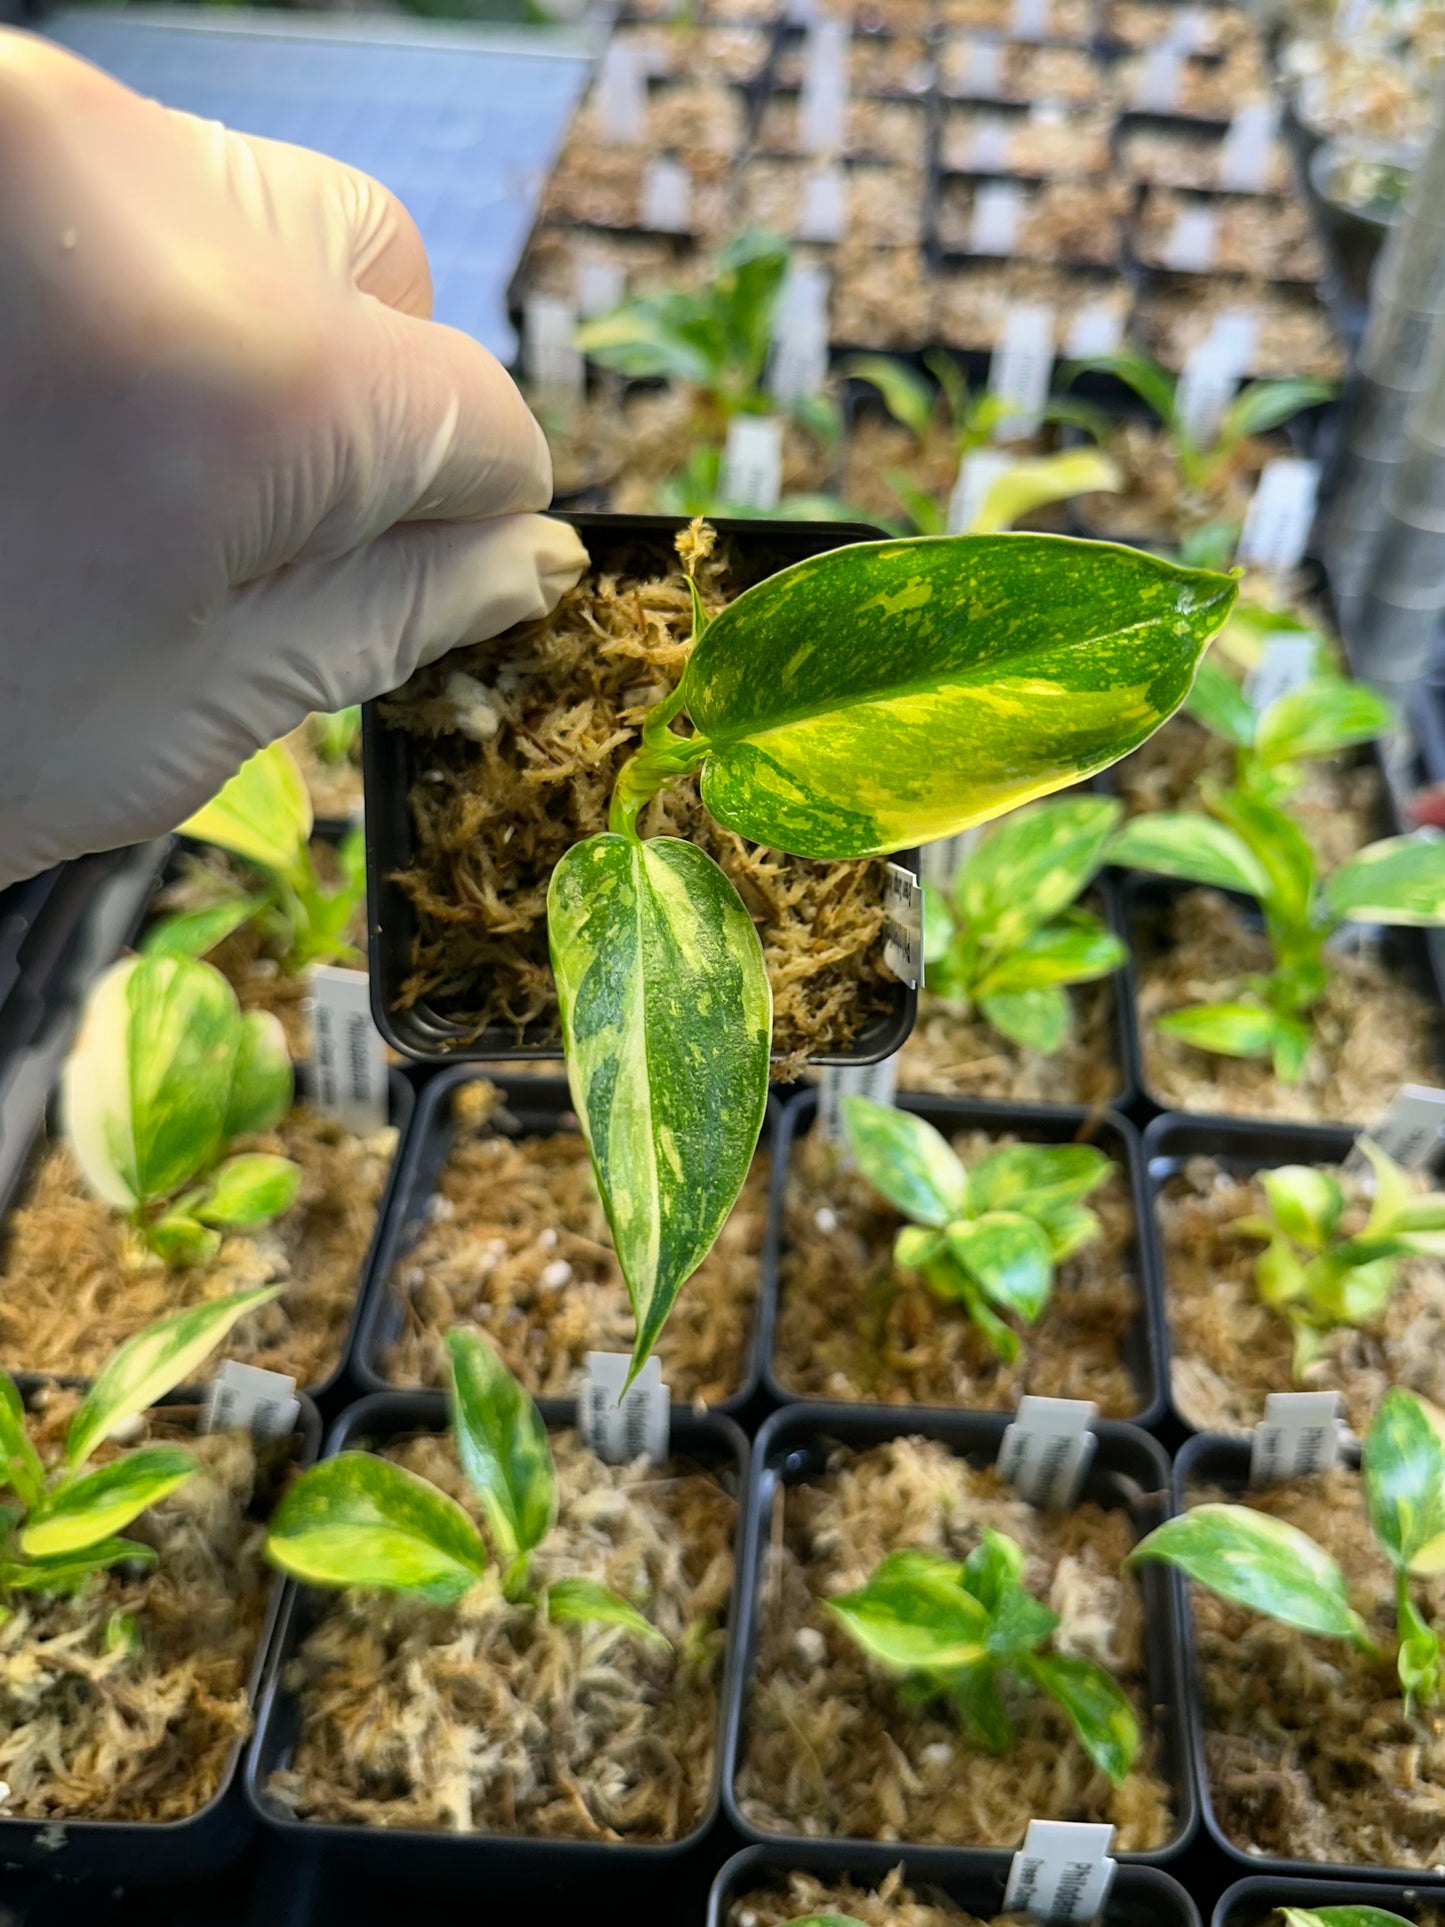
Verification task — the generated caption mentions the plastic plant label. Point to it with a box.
[203,1360,300,1442]
[579,1353,670,1464]
[1164,5,1205,51]
[970,114,1013,171]
[1237,458,1321,574]
[1133,45,1180,111]
[787,0,818,23]
[816,1055,900,1142]
[640,158,691,233]
[523,295,584,400]
[769,265,831,401]
[920,828,982,890]
[1174,343,1240,448]
[598,41,647,144]
[971,180,1024,255]
[947,447,1013,533]
[798,165,849,243]
[1333,0,1370,36]
[1351,1084,1445,1171]
[1250,1390,1342,1485]
[998,1396,1098,1508]
[309,965,388,1135]
[1245,633,1316,711]
[964,38,1005,95]
[1217,103,1280,193]
[989,303,1055,442]
[1004,1820,1117,1921]
[800,19,850,153]
[883,861,924,987]
[1163,203,1218,272]
[1064,304,1123,358]
[720,415,784,510]
[577,258,627,320]
[1010,0,1050,42]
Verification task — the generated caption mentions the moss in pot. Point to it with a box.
[725,1867,1046,1926]
[0,953,395,1390]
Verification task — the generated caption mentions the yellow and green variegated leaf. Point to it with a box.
[970,450,1122,535]
[979,985,1070,1052]
[844,353,937,440]
[140,896,268,961]
[447,1329,555,1561]
[1255,678,1392,768]
[946,1212,1055,1322]
[65,1285,282,1470]
[22,1447,195,1558]
[193,1153,301,1230]
[1106,813,1270,898]
[0,1374,45,1509]
[1281,1908,1416,1927]
[1209,788,1315,933]
[1023,1650,1139,1785]
[974,912,1126,994]
[829,1548,991,1672]
[970,1142,1112,1213]
[1156,1001,1280,1060]
[2,1537,157,1593]
[676,535,1236,860]
[1362,1137,1417,1237]
[1261,1164,1344,1249]
[548,834,770,1383]
[311,705,362,766]
[1362,1388,1445,1575]
[1325,836,1445,927]
[265,1451,487,1605]
[546,1575,670,1645]
[224,1010,294,1139]
[148,1214,220,1267]
[1128,1502,1368,1643]
[957,797,1122,951]
[841,1096,968,1228]
[178,739,312,886]
[1186,657,1256,748]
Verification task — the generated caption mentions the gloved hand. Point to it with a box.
[0,30,587,888]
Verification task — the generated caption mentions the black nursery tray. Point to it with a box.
[1215,1875,1445,1927]
[363,511,917,1067]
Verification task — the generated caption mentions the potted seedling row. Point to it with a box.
[1116,115,1295,199]
[774,28,935,97]
[709,1844,1202,1927]
[0,1294,319,1879]
[353,1070,775,1414]
[1128,189,1325,286]
[932,175,1131,270]
[1130,274,1346,383]
[721,1404,1194,1864]
[1214,1878,1445,1927]
[246,1341,749,1901]
[1138,1392,1445,1879]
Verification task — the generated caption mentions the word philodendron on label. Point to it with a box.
[991,304,1055,442]
[1250,1390,1342,1484]
[578,1353,670,1465]
[1005,1820,1117,1922]
[998,1396,1098,1508]
[203,1360,301,1441]
[883,862,925,987]
[309,965,388,1135]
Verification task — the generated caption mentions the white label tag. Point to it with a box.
[1333,0,1370,35]
[1250,1390,1342,1484]
[1133,45,1180,111]
[769,265,831,401]
[203,1359,300,1441]
[1218,103,1279,192]
[971,180,1023,254]
[1352,1084,1445,1171]
[920,829,981,890]
[787,0,817,22]
[1237,459,1321,574]
[1164,204,1218,272]
[816,1056,900,1142]
[800,19,850,153]
[598,41,647,143]
[1005,1820,1117,1922]
[309,966,388,1135]
[1245,634,1317,711]
[948,448,1013,534]
[523,295,583,399]
[883,861,924,988]
[990,303,1055,442]
[1010,0,1049,41]
[579,1352,669,1464]
[998,1396,1098,1508]
[1175,346,1240,448]
[1209,307,1261,373]
[719,415,784,510]
[970,114,1012,171]
[1065,304,1123,358]
[963,38,1005,96]
[578,258,627,320]
[640,158,691,233]
[1164,5,1205,51]
[798,165,848,243]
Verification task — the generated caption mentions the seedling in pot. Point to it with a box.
[842,1096,1112,1361]
[1107,785,1445,1081]
[266,1329,665,1641]
[145,738,364,972]
[922,795,1127,1053]
[62,952,301,1267]
[543,524,1236,1382]
[1281,1911,1412,1927]
[1234,1139,1445,1377]
[0,1288,281,1598]
[308,705,362,769]
[828,1528,1139,1782]
[1132,1387,1445,1713]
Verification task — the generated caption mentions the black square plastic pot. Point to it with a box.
[1215,1875,1440,1927]
[0,1387,320,1883]
[362,511,918,1067]
[1141,1111,1357,1436]
[245,1390,751,1899]
[760,1089,1166,1428]
[710,1845,1204,1927]
[720,1402,1197,1869]
[352,1065,775,1418]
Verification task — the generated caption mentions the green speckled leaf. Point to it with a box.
[1326,836,1445,927]
[265,1451,487,1605]
[1363,1388,1445,1575]
[677,534,1236,861]
[22,1447,195,1559]
[1128,1502,1367,1643]
[548,833,771,1383]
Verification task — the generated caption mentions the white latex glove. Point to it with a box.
[0,31,587,888]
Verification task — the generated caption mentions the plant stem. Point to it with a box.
[607,692,709,839]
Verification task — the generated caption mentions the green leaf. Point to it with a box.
[546,1575,670,1645]
[223,1009,294,1138]
[958,797,1123,952]
[841,1097,968,1228]
[1156,1001,1280,1060]
[147,1214,220,1267]
[1209,788,1314,933]
[1254,1235,1309,1311]
[311,705,362,766]
[141,896,267,961]
[1262,1165,1344,1249]
[446,1329,555,1563]
[178,740,312,887]
[948,1663,1014,1751]
[979,986,1071,1053]
[64,1285,282,1470]
[265,1452,488,1605]
[985,1584,1059,1658]
[970,451,1123,535]
[844,353,937,440]
[963,1527,1025,1611]
[193,1152,301,1230]
[828,1549,991,1671]
[22,1447,194,1558]
[1362,1388,1445,1574]
[1326,835,1445,927]
[923,887,956,965]
[1281,1908,1416,1927]
[947,1212,1055,1322]
[1106,813,1270,897]
[1395,1585,1443,1711]
[1272,1015,1313,1084]
[1024,1651,1140,1785]
[0,1374,45,1509]
[1066,350,1178,429]
[1218,378,1336,448]
[1255,678,1392,768]
[895,1226,946,1270]
[1,1537,157,1594]
[548,833,770,1383]
[969,1142,1112,1213]
[1186,658,1256,748]
[975,914,1126,995]
[678,536,1237,860]
[1362,1136,1418,1236]
[1035,1199,1101,1261]
[1128,1502,1368,1642]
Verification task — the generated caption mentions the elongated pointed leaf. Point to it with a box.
[969,1143,1112,1214]
[1326,836,1445,927]
[1280,1908,1415,1927]
[844,353,937,440]
[949,1663,1014,1751]
[963,1527,1025,1612]
[224,1010,294,1139]
[22,1447,195,1558]
[141,896,268,961]
[265,1452,487,1605]
[0,1374,45,1509]
[1186,658,1256,747]
[1219,378,1336,446]
[947,1212,1055,1322]
[1067,350,1178,428]
[1209,788,1314,932]
[970,451,1122,535]
[1261,1165,1344,1249]
[958,797,1123,952]
[1156,1002,1279,1060]
[841,1097,968,1228]
[1362,1136,1418,1236]
[2,1537,157,1593]
[65,1285,282,1469]
[979,985,1070,1052]
[447,1329,555,1561]
[194,1153,301,1230]
[829,1549,991,1672]
[549,833,770,1383]
[311,705,362,765]
[1128,1502,1368,1642]
[1106,814,1269,898]
[677,536,1236,860]
[1255,678,1392,768]
[546,1575,670,1645]
[178,740,312,884]
[1362,1388,1445,1575]
[986,1583,1059,1658]
[1024,1650,1139,1785]
[975,915,1126,995]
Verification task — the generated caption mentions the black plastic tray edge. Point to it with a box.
[1214,1874,1445,1925]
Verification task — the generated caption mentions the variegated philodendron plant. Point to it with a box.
[547,530,1238,1383]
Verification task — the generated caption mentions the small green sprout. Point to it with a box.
[309,706,362,768]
